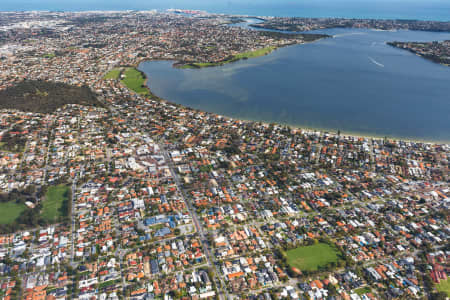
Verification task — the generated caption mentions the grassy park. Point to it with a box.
[41,185,70,222]
[285,243,340,271]
[436,278,450,296]
[0,141,25,153]
[354,286,372,296]
[120,67,149,95]
[234,46,276,59]
[0,201,27,225]
[103,68,121,80]
[43,53,56,58]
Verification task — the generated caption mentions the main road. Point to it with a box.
[95,92,231,298]
[159,143,230,300]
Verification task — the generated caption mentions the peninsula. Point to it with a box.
[388,40,450,66]
[250,17,450,32]
[174,32,330,68]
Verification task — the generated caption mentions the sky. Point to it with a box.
[2,0,450,20]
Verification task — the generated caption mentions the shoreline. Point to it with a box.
[173,34,330,69]
[386,42,450,67]
[251,24,450,34]
[173,46,277,69]
[114,21,450,146]
[207,113,450,145]
[118,63,449,145]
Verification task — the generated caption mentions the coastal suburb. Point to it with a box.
[0,9,449,300]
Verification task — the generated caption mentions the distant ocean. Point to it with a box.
[2,0,450,21]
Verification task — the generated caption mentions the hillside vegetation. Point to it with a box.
[0,80,104,113]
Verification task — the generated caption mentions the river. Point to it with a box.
[139,19,450,142]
